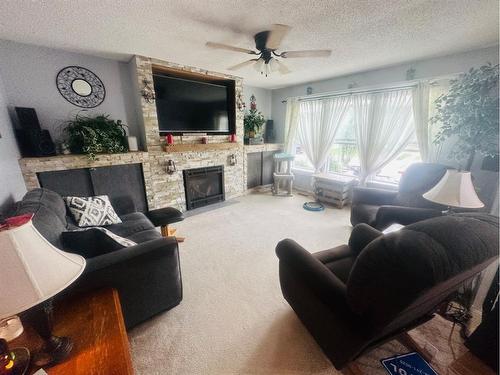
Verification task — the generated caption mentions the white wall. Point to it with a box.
[0,69,26,216]
[271,46,499,143]
[0,40,138,143]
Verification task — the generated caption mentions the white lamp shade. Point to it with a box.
[423,169,484,209]
[0,219,85,319]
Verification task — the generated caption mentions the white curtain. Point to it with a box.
[353,89,415,185]
[297,96,351,172]
[283,98,300,154]
[412,82,435,162]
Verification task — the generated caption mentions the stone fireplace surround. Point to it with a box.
[19,55,283,212]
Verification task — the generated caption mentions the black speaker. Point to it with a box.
[15,107,42,130]
[265,119,275,143]
[14,107,56,157]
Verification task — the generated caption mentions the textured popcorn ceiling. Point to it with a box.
[0,0,498,89]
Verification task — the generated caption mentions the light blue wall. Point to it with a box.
[242,84,272,120]
[0,69,26,216]
[0,40,138,143]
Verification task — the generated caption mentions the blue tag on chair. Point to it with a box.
[381,352,438,375]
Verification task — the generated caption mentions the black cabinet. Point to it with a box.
[246,150,278,188]
[37,163,148,214]
[247,152,262,189]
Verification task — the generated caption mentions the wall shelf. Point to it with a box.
[163,143,241,153]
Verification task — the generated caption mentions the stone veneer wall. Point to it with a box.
[19,152,155,207]
[131,56,246,210]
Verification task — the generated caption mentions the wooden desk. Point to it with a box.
[12,288,133,375]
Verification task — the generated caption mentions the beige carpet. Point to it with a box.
[129,192,478,375]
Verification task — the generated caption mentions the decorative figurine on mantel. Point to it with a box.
[244,95,265,145]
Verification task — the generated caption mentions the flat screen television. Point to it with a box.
[153,73,234,135]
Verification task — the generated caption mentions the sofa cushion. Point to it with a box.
[314,245,355,284]
[126,228,163,243]
[346,213,499,327]
[395,163,448,208]
[15,189,69,248]
[65,195,122,227]
[350,204,379,227]
[62,227,137,258]
[106,212,156,238]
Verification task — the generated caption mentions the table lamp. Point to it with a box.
[423,169,484,210]
[0,214,86,371]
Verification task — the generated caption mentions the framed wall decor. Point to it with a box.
[56,66,106,108]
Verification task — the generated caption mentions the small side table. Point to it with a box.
[11,289,133,375]
[313,173,357,208]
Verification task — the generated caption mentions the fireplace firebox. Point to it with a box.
[183,166,225,210]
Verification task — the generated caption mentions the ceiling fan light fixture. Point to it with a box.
[269,58,280,72]
[254,58,264,72]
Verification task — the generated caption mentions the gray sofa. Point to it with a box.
[14,188,183,329]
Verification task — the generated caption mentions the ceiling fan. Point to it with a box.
[206,24,331,76]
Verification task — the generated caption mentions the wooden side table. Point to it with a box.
[11,288,133,375]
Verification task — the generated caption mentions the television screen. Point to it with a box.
[153,74,231,134]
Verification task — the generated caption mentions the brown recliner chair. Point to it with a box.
[276,213,499,370]
[350,163,449,229]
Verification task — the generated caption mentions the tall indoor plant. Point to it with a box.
[63,113,128,160]
[430,63,499,170]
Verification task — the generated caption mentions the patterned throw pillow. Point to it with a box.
[65,195,122,227]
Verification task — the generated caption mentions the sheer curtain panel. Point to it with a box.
[353,89,415,184]
[283,98,300,154]
[412,82,436,162]
[297,96,351,172]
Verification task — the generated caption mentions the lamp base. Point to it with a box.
[33,335,73,368]
[11,347,30,375]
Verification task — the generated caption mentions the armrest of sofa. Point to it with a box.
[276,239,347,303]
[84,237,178,273]
[375,205,443,230]
[348,224,383,255]
[146,207,184,227]
[352,187,398,206]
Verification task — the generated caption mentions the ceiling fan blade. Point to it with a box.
[281,50,332,58]
[227,59,259,71]
[275,60,291,74]
[206,42,256,54]
[265,24,291,50]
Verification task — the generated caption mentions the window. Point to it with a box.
[292,144,314,170]
[292,96,421,184]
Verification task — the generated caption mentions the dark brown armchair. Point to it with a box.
[350,163,449,229]
[276,213,499,370]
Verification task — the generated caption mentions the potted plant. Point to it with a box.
[244,108,265,143]
[62,113,129,160]
[431,63,499,170]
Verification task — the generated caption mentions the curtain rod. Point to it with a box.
[280,73,457,104]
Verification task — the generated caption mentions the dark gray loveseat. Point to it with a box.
[14,188,183,329]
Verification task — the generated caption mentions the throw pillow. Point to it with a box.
[65,195,122,227]
[62,227,137,258]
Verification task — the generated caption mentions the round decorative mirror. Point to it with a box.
[56,66,105,108]
[71,79,92,96]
